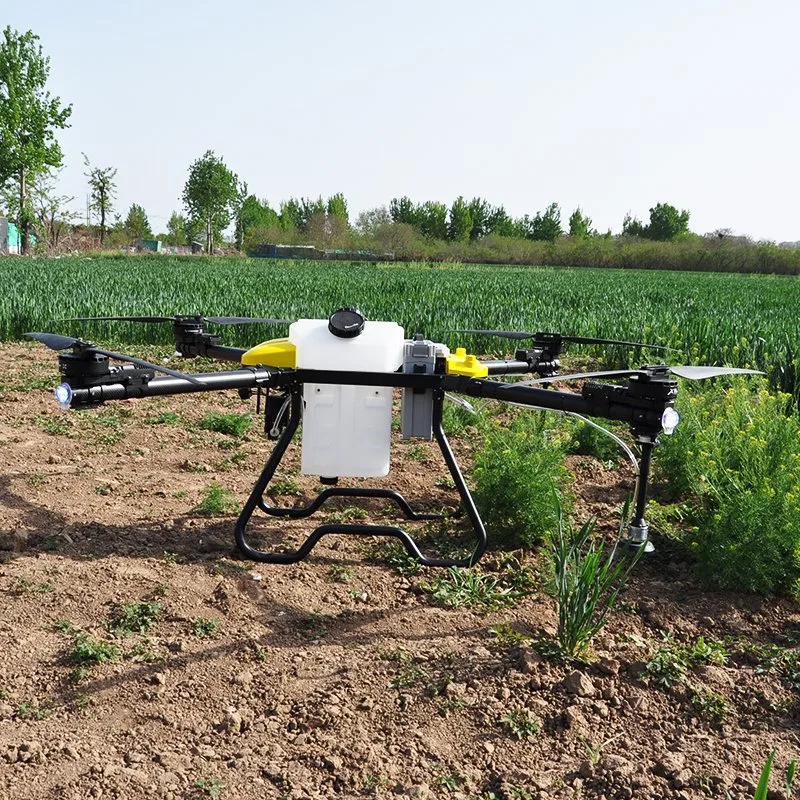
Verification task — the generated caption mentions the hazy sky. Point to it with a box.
[6,0,800,241]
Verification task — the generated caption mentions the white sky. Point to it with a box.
[6,0,800,241]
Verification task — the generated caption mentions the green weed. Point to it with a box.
[12,576,54,594]
[200,412,251,437]
[146,411,181,425]
[423,567,532,611]
[656,384,800,598]
[267,478,302,496]
[499,709,541,739]
[70,634,120,665]
[191,618,221,638]
[645,634,729,688]
[489,622,531,646]
[690,688,732,723]
[327,506,368,524]
[473,412,570,549]
[194,483,239,515]
[194,776,225,798]
[107,601,162,636]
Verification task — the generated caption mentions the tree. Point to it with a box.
[646,202,690,241]
[448,196,472,242]
[389,196,417,227]
[0,27,72,254]
[467,197,491,241]
[279,198,304,232]
[568,207,594,238]
[487,205,516,238]
[354,206,390,237]
[83,154,117,245]
[165,211,187,245]
[124,203,152,241]
[182,150,239,254]
[417,201,448,240]
[621,212,645,237]
[532,203,563,242]
[622,204,691,240]
[326,193,349,225]
[236,195,279,250]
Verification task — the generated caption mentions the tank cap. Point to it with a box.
[328,307,365,338]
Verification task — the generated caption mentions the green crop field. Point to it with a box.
[3,255,799,397]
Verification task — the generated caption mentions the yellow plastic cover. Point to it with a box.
[445,347,488,378]
[241,337,296,368]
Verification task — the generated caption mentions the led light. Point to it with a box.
[661,406,680,435]
[54,382,73,411]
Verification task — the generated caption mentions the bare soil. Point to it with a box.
[0,343,797,800]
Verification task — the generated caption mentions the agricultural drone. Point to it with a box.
[27,309,760,567]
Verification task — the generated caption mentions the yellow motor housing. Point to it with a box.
[241,337,296,368]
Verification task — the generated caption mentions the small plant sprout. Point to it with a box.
[499,709,541,739]
[583,732,623,766]
[191,617,221,638]
[194,776,225,798]
[753,751,798,800]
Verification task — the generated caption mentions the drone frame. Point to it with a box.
[34,317,687,567]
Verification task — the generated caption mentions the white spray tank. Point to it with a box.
[289,309,405,479]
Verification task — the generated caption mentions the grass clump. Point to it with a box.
[194,482,239,515]
[107,601,162,636]
[473,411,571,549]
[423,566,533,611]
[550,510,640,660]
[656,384,800,598]
[200,411,251,438]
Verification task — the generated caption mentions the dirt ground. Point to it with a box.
[0,342,798,800]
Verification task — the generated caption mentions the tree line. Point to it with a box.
[2,24,796,276]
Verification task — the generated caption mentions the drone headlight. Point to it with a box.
[661,406,680,435]
[54,382,73,411]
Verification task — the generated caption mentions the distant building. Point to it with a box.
[0,218,19,254]
[0,218,37,254]
[133,238,162,253]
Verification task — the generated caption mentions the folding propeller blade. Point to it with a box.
[668,365,764,380]
[25,332,81,350]
[57,314,293,326]
[452,329,676,351]
[557,334,677,352]
[517,365,764,386]
[204,316,293,325]
[452,328,535,341]
[56,315,178,323]
[518,369,638,386]
[92,349,204,385]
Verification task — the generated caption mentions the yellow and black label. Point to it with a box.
[445,347,488,378]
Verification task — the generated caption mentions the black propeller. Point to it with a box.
[516,365,764,386]
[453,329,677,352]
[25,332,204,385]
[57,315,293,326]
